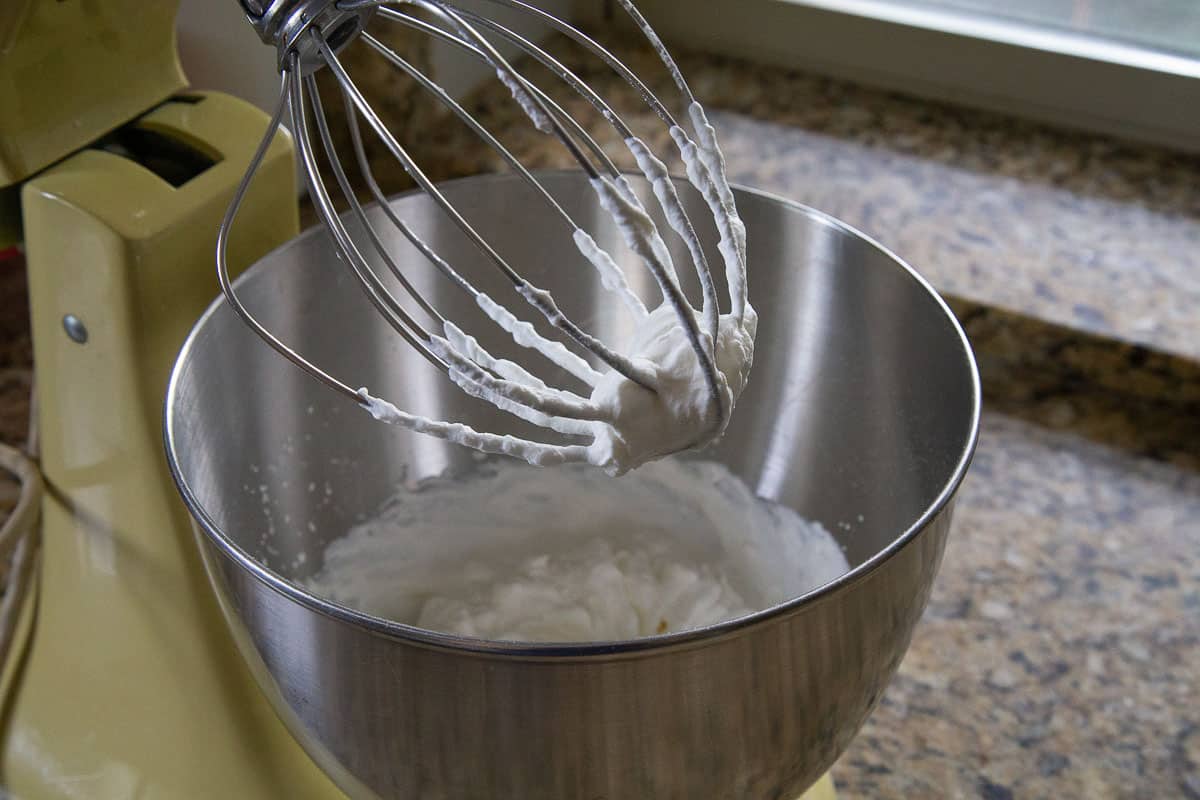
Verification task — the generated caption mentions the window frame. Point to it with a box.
[597,0,1200,152]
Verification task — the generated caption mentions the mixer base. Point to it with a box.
[0,90,343,798]
[804,773,837,799]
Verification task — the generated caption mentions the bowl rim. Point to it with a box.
[164,170,982,659]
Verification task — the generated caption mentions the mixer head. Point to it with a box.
[0,0,186,246]
[224,0,753,474]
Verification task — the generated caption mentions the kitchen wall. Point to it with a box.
[175,1,281,114]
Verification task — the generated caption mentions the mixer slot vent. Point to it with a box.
[92,122,218,188]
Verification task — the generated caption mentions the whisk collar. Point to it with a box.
[239,0,374,75]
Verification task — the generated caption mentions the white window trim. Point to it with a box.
[596,0,1200,153]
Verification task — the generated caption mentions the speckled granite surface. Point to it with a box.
[838,412,1199,799]
[411,34,1200,374]
[4,28,1199,800]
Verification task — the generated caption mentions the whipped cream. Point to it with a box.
[302,458,849,643]
[358,99,756,476]
[584,302,756,472]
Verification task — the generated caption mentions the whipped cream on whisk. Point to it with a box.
[584,302,755,472]
[359,102,757,476]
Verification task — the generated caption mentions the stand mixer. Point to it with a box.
[0,1,980,797]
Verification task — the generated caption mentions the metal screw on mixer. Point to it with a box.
[62,314,88,344]
[220,0,754,474]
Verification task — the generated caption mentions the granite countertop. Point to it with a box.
[4,27,1199,800]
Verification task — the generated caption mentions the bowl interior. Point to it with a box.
[167,171,978,620]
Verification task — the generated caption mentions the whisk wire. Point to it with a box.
[220,1,753,471]
[364,15,623,177]
[326,98,448,326]
[360,31,577,229]
[456,0,680,127]
[412,0,602,178]
[426,2,722,344]
[366,10,719,353]
[296,69,447,369]
[411,2,721,359]
[343,103,477,296]
[320,29,658,390]
[217,67,359,402]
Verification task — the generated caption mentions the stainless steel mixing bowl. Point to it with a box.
[165,172,979,800]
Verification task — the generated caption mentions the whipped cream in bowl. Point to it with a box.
[303,457,848,643]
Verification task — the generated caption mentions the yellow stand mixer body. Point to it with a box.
[0,2,836,797]
[0,1,342,795]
